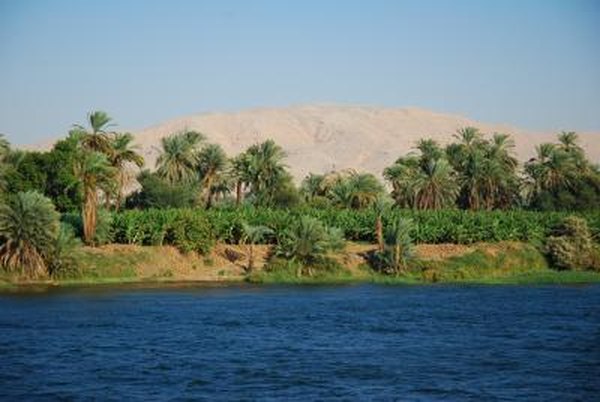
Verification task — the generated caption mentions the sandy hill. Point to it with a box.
[131,104,599,182]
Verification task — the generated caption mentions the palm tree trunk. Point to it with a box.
[83,185,97,246]
[116,171,125,211]
[204,176,213,209]
[236,181,243,206]
[376,216,384,252]
[247,244,254,273]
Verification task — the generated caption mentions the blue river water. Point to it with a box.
[0,284,599,401]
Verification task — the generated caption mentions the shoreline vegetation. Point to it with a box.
[2,241,600,291]
[1,111,600,289]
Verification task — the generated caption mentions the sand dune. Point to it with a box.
[130,104,599,181]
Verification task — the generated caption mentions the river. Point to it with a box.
[1,284,598,400]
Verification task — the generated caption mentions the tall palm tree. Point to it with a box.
[385,139,458,209]
[197,144,228,208]
[156,131,204,185]
[230,153,252,206]
[526,143,574,193]
[300,173,325,202]
[446,128,520,210]
[245,140,287,205]
[345,173,384,209]
[71,111,115,155]
[0,191,60,277]
[108,133,144,210]
[557,131,587,172]
[412,159,459,209]
[384,157,420,208]
[74,151,115,245]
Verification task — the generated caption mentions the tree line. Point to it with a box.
[1,110,599,248]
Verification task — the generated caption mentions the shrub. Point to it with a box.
[168,210,214,254]
[110,207,600,247]
[112,209,214,254]
[546,216,600,271]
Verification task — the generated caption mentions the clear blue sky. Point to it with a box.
[1,0,599,144]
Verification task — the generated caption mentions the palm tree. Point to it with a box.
[526,143,574,194]
[74,151,115,245]
[276,216,344,276]
[382,217,414,274]
[156,131,204,185]
[230,153,252,206]
[345,173,384,209]
[300,173,325,202]
[384,157,420,208]
[372,196,392,252]
[71,111,115,155]
[197,144,228,208]
[108,133,144,210]
[446,129,520,210]
[385,139,458,209]
[558,131,588,172]
[240,222,273,273]
[0,191,60,277]
[412,159,459,209]
[0,134,9,193]
[245,140,287,205]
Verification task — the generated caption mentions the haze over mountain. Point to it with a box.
[127,104,600,181]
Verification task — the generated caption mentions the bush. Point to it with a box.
[546,216,600,271]
[110,206,600,248]
[112,209,214,254]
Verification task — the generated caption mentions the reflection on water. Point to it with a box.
[1,284,599,400]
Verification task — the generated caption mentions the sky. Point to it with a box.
[0,0,599,144]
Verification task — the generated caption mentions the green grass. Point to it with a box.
[251,242,600,285]
[76,249,144,280]
[248,257,363,285]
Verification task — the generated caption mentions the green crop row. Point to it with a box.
[110,207,600,252]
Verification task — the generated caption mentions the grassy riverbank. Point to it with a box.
[2,241,599,290]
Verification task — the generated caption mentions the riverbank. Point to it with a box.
[1,242,600,290]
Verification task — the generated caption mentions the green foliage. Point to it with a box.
[385,139,459,209]
[0,191,60,277]
[46,224,82,279]
[112,208,214,254]
[546,216,600,271]
[372,217,414,274]
[275,216,344,274]
[525,133,600,211]
[418,243,548,282]
[168,210,214,254]
[156,131,204,184]
[252,257,352,284]
[126,170,199,209]
[61,208,113,246]
[109,207,600,251]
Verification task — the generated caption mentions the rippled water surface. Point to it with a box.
[1,284,599,400]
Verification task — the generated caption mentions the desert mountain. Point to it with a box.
[130,104,599,182]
